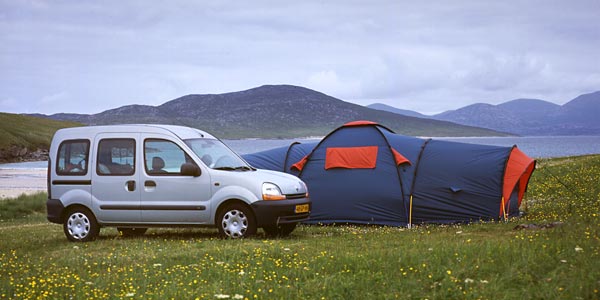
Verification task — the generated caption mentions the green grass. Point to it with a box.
[0,193,47,221]
[0,113,81,154]
[1,156,599,299]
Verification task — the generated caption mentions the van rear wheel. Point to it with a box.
[63,207,100,242]
[217,203,256,239]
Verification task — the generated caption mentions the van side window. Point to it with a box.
[145,139,196,175]
[56,139,90,175]
[97,139,136,176]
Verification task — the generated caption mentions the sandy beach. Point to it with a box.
[0,168,47,199]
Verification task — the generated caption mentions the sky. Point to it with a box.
[1,0,599,115]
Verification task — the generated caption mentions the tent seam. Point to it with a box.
[407,138,432,225]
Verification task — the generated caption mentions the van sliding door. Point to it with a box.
[91,134,141,223]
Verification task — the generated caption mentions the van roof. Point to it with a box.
[54,124,217,140]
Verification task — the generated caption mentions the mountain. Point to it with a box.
[433,99,564,135]
[435,103,525,134]
[431,91,600,135]
[39,85,506,138]
[361,92,593,136]
[555,91,600,135]
[367,103,428,118]
[497,98,561,121]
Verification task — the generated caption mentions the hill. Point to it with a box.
[40,85,506,138]
[496,98,561,121]
[433,100,561,136]
[556,91,600,134]
[435,103,526,134]
[0,113,82,162]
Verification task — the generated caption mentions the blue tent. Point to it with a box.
[243,121,536,226]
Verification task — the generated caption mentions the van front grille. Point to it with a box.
[285,193,307,199]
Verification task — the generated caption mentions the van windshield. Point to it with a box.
[184,139,252,171]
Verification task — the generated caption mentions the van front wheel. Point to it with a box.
[63,207,100,242]
[217,203,256,239]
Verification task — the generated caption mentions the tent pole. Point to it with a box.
[409,194,413,228]
[501,196,508,222]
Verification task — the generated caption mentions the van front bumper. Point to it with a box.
[47,198,65,224]
[251,198,311,227]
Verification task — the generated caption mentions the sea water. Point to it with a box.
[227,136,600,158]
[1,136,599,194]
[2,136,600,170]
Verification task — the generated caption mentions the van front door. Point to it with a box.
[91,134,141,223]
[140,136,212,224]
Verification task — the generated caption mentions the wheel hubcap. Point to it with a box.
[221,209,248,238]
[67,212,90,240]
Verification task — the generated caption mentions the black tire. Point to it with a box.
[117,227,148,237]
[63,207,100,242]
[217,203,257,239]
[263,223,297,237]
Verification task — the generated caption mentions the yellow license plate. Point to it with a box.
[295,204,309,213]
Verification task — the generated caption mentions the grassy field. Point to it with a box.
[1,156,599,299]
[0,113,81,158]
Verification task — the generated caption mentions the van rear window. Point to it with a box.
[56,139,90,176]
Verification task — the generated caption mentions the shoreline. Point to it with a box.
[0,168,47,200]
[0,156,48,164]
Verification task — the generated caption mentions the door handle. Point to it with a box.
[145,180,156,187]
[126,180,136,191]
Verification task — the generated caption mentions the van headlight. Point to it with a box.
[299,181,309,197]
[299,181,308,192]
[262,182,286,201]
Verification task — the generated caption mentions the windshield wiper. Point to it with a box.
[234,166,254,171]
[214,166,236,171]
[214,166,254,171]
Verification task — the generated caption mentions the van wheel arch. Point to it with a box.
[61,204,95,223]
[215,199,252,220]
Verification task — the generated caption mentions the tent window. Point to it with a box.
[325,146,378,170]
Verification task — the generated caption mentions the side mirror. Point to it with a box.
[181,163,201,177]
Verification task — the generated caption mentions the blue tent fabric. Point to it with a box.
[242,121,535,226]
[285,142,317,174]
[242,142,317,172]
[297,125,407,225]
[410,140,512,223]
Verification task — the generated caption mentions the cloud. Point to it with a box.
[306,70,362,98]
[0,0,598,115]
[0,97,18,111]
[40,92,69,105]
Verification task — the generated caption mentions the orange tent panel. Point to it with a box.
[501,147,536,215]
[325,146,378,170]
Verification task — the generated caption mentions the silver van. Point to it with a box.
[46,125,310,241]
